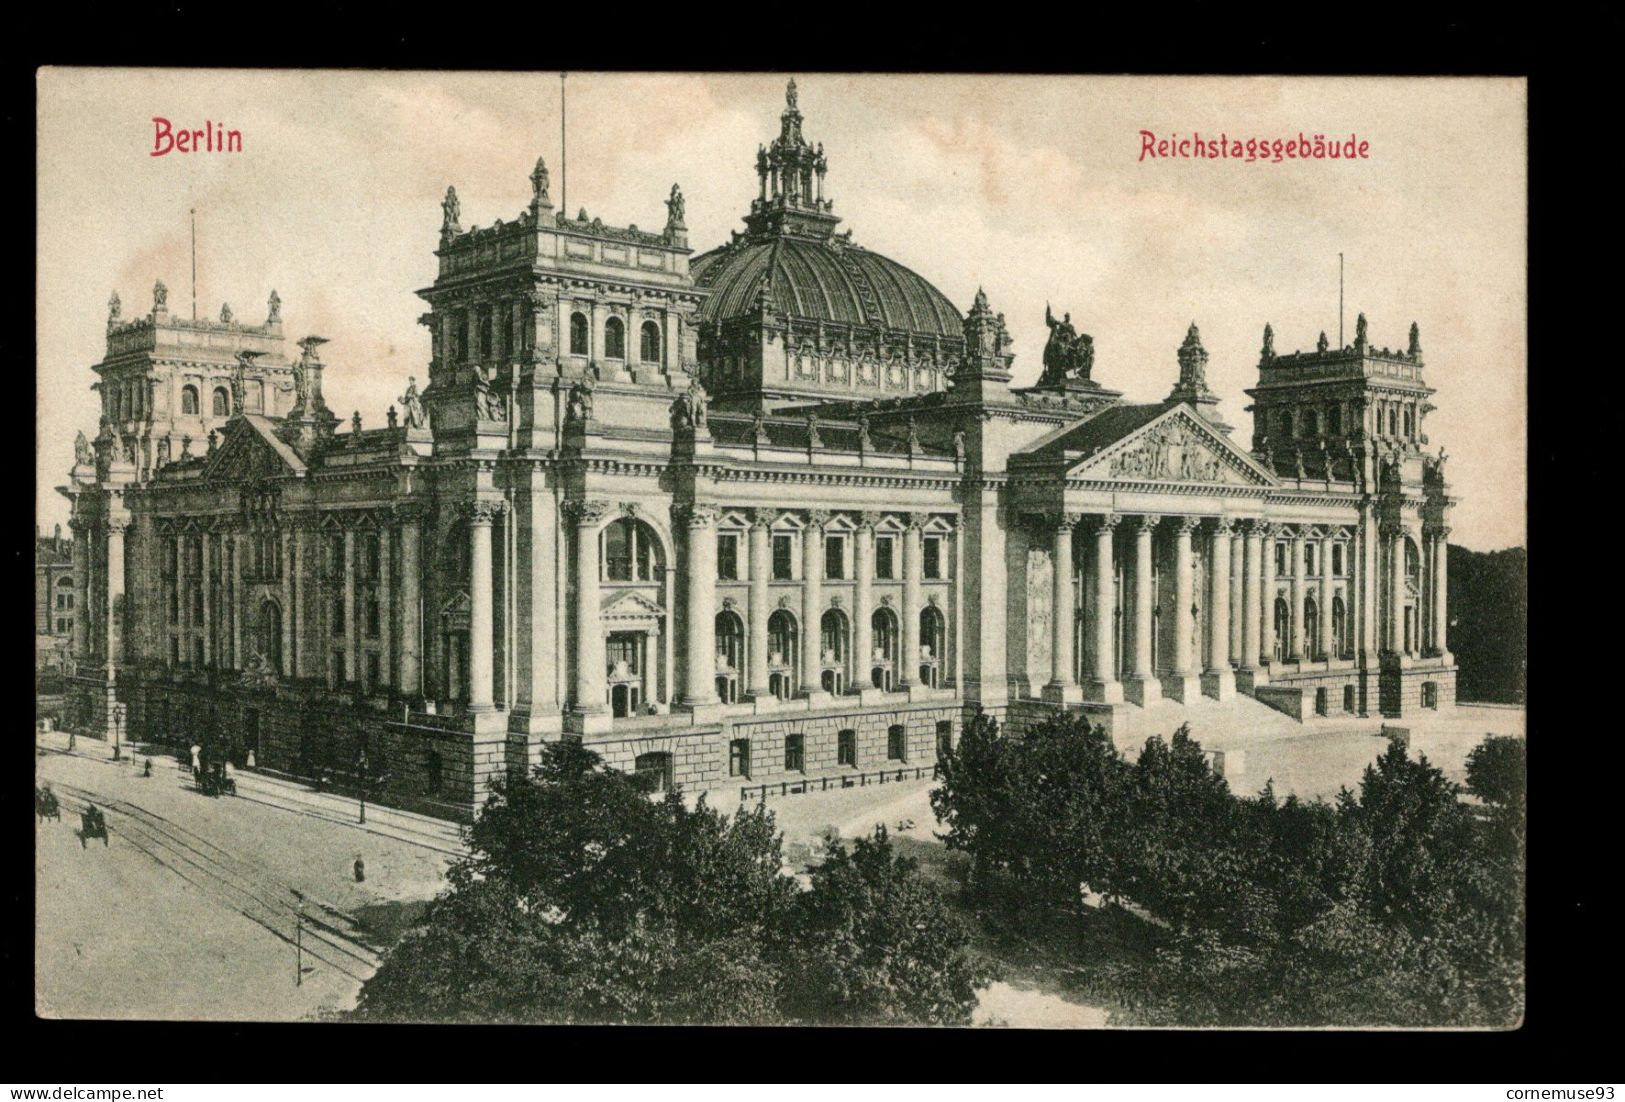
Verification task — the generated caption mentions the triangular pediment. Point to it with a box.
[601,589,666,623]
[200,416,306,485]
[1068,406,1276,487]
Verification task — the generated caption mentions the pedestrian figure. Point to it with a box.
[353,855,365,883]
[190,743,202,778]
[142,759,152,778]
[67,732,76,752]
[245,749,256,769]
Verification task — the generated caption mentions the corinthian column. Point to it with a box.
[853,512,877,694]
[397,505,423,697]
[568,500,610,714]
[281,528,295,678]
[70,520,89,666]
[901,514,925,690]
[680,503,720,708]
[801,510,828,696]
[1318,531,1334,661]
[1290,526,1307,661]
[1167,517,1200,702]
[105,518,128,671]
[1201,519,1235,700]
[1088,514,1124,704]
[467,500,504,711]
[1044,513,1081,703]
[343,526,358,685]
[1242,521,1265,686]
[1387,525,1406,656]
[1260,522,1278,666]
[1431,525,1451,660]
[1124,515,1161,705]
[231,530,244,669]
[201,530,214,667]
[747,511,772,698]
[1229,532,1245,666]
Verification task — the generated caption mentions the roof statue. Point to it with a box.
[1354,312,1369,349]
[231,350,261,413]
[153,279,167,310]
[1261,322,1275,360]
[1408,321,1423,359]
[220,302,234,325]
[108,291,121,327]
[1040,303,1094,386]
[399,376,426,428]
[267,289,281,324]
[531,156,551,207]
[441,186,462,242]
[74,429,92,467]
[666,183,686,231]
[1317,331,1329,353]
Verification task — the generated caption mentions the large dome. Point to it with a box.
[692,236,961,338]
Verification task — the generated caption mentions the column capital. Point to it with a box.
[563,499,611,527]
[1289,524,1309,543]
[391,502,429,525]
[1134,513,1162,533]
[1174,515,1201,534]
[1427,524,1452,540]
[855,510,883,532]
[1054,512,1083,533]
[751,508,777,530]
[1253,519,1278,540]
[104,517,132,536]
[466,499,508,526]
[1094,512,1121,533]
[905,511,931,531]
[804,508,832,530]
[673,502,720,529]
[1209,517,1234,535]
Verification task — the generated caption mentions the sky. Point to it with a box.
[36,71,1526,550]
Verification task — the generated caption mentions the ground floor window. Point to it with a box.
[784,733,804,773]
[1421,681,1438,709]
[635,751,674,793]
[425,749,443,794]
[936,720,953,759]
[838,728,856,767]
[1343,684,1356,713]
[729,738,750,778]
[887,724,907,762]
[1315,686,1329,716]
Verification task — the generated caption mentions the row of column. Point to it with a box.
[565,502,942,716]
[1042,513,1445,704]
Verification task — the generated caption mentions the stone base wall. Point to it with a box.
[1380,664,1457,717]
[1255,668,1372,720]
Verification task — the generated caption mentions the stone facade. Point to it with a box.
[59,81,1458,819]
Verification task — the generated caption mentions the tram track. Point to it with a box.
[49,781,382,985]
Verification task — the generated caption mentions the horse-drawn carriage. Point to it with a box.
[79,803,108,847]
[197,761,236,798]
[35,785,60,822]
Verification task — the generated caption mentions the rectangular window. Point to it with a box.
[1275,542,1289,575]
[1306,544,1319,577]
[333,651,346,685]
[824,535,845,580]
[366,598,380,639]
[784,733,804,773]
[838,729,856,767]
[717,534,739,581]
[875,536,895,580]
[936,720,954,759]
[366,653,380,692]
[887,725,907,762]
[332,596,345,635]
[729,738,751,778]
[923,537,943,580]
[772,535,794,581]
[1332,545,1345,576]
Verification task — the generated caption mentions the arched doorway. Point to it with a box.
[1331,596,1348,659]
[820,608,850,695]
[1303,597,1319,660]
[767,610,798,700]
[919,605,945,688]
[258,598,282,674]
[1273,597,1291,661]
[1403,537,1422,655]
[871,606,899,690]
[716,610,744,703]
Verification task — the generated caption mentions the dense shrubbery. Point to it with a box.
[931,712,1525,1027]
[356,741,986,1025]
[1450,545,1526,703]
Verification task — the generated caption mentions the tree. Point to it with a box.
[778,827,988,1025]
[1465,735,1526,812]
[358,741,982,1026]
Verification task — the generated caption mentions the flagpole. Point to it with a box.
[191,207,198,321]
[560,72,568,216]
[1338,252,1344,349]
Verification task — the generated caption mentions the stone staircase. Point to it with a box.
[1114,692,1315,755]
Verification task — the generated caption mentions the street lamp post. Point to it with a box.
[357,747,368,825]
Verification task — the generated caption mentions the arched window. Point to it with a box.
[716,610,745,703]
[602,517,659,581]
[767,610,798,700]
[919,605,946,688]
[1331,596,1348,659]
[1278,409,1293,438]
[1303,597,1319,659]
[640,320,661,364]
[181,385,199,416]
[634,751,674,793]
[604,316,625,360]
[1273,597,1291,661]
[213,387,230,417]
[258,599,282,674]
[871,607,900,690]
[819,608,849,695]
[569,312,589,356]
[1304,409,1319,436]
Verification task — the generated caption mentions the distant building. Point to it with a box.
[35,525,74,677]
[60,81,1457,817]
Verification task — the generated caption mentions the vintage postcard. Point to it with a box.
[35,69,1526,1027]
